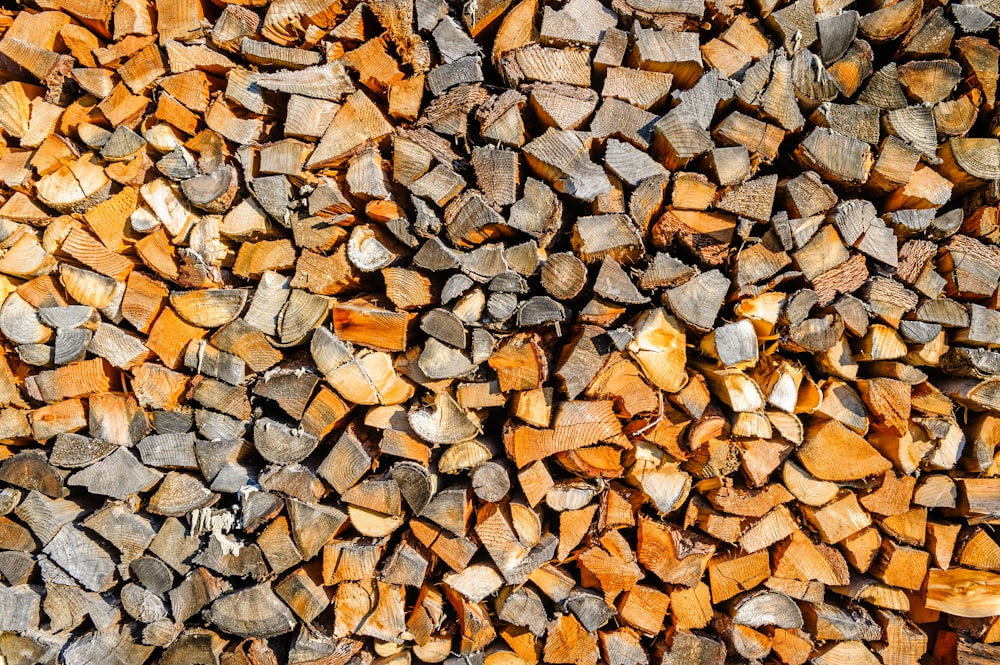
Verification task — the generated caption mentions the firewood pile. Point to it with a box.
[2,0,1000,662]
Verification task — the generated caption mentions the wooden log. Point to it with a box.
[927,568,1000,617]
[0,0,998,661]
[206,584,297,637]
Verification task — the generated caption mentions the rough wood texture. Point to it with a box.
[0,0,998,662]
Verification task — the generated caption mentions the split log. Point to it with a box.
[0,0,995,661]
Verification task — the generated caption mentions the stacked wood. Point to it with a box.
[0,0,999,663]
